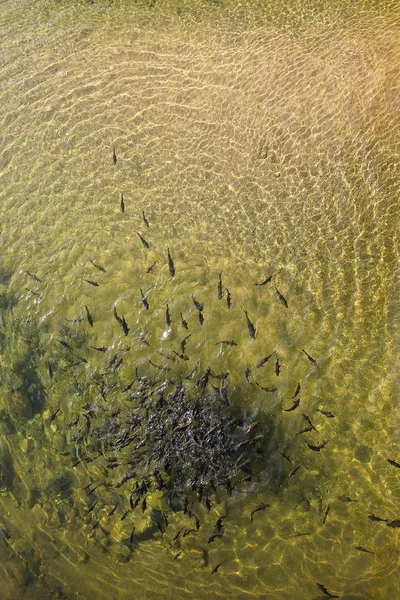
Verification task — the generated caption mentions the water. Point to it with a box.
[0,1,399,599]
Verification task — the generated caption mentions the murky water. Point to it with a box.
[0,1,399,599]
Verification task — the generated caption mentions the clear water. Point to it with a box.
[0,1,399,599]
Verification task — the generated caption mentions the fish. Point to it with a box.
[322,504,330,524]
[182,528,197,538]
[49,408,60,421]
[107,503,118,516]
[173,351,189,361]
[387,458,400,469]
[25,270,41,283]
[288,463,303,477]
[289,382,301,398]
[120,509,131,521]
[196,368,211,390]
[205,497,212,512]
[245,367,252,384]
[149,360,170,372]
[291,532,311,538]
[275,354,281,376]
[297,425,314,435]
[250,503,269,521]
[90,346,109,352]
[338,495,358,503]
[47,362,54,379]
[25,288,43,299]
[208,533,222,543]
[244,310,256,339]
[191,513,200,531]
[181,334,191,354]
[142,210,149,227]
[302,348,317,364]
[129,528,135,546]
[83,279,99,287]
[57,339,72,350]
[211,561,225,575]
[355,546,374,555]
[140,289,149,310]
[317,409,335,418]
[387,520,400,528]
[256,384,278,393]
[180,313,188,329]
[87,501,98,513]
[218,272,223,300]
[282,399,300,412]
[90,260,106,273]
[280,452,292,464]
[0,527,10,541]
[167,248,175,278]
[256,352,274,368]
[145,261,156,273]
[368,514,388,522]
[65,317,84,323]
[84,305,93,327]
[316,583,339,598]
[173,528,185,542]
[306,440,329,452]
[302,414,317,431]
[225,287,232,308]
[192,295,203,311]
[165,304,171,326]
[275,286,288,308]
[255,275,272,286]
[215,516,225,534]
[216,340,237,346]
[137,232,150,249]
[112,147,117,165]
[173,550,185,560]
[198,311,204,326]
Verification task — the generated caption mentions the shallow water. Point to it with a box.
[0,1,399,599]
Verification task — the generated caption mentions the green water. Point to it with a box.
[0,1,399,599]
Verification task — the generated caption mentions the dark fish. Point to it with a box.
[25,288,43,299]
[149,360,170,372]
[173,351,189,361]
[302,413,317,431]
[288,463,302,477]
[290,382,301,398]
[387,520,400,528]
[244,310,256,339]
[107,503,118,516]
[83,279,99,287]
[165,304,171,326]
[302,348,317,364]
[256,384,278,392]
[180,313,188,329]
[182,528,196,538]
[120,509,131,521]
[280,452,292,464]
[216,340,237,346]
[25,270,41,283]
[142,210,149,227]
[218,272,223,300]
[72,353,88,364]
[322,504,330,524]
[250,503,269,521]
[225,287,232,308]
[255,275,272,286]
[191,513,200,531]
[275,286,288,308]
[173,549,185,560]
[167,248,175,278]
[112,147,117,165]
[317,409,335,418]
[282,399,300,412]
[0,527,10,541]
[84,305,93,327]
[136,333,149,346]
[181,334,191,354]
[47,362,54,379]
[91,518,101,531]
[387,458,400,469]
[306,440,329,452]
[275,354,281,376]
[338,495,358,503]
[368,514,388,522]
[355,546,374,555]
[215,516,225,534]
[256,352,274,368]
[57,339,71,349]
[183,496,189,514]
[197,368,211,390]
[90,260,106,272]
[192,295,203,311]
[198,311,204,326]
[140,288,149,310]
[245,367,252,384]
[211,562,225,575]
[129,528,135,546]
[291,532,311,538]
[90,345,109,352]
[120,193,125,213]
[145,261,156,273]
[137,232,150,249]
[297,425,314,435]
[87,501,98,513]
[173,528,185,542]
[316,583,339,598]
[49,408,60,421]
[208,533,222,543]
[205,497,212,512]
[65,317,84,323]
